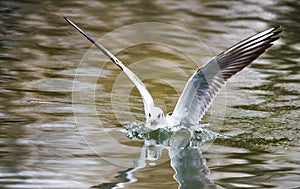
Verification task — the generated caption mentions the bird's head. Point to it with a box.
[146,106,165,129]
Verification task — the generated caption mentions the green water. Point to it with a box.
[0,0,299,188]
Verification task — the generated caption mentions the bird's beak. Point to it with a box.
[150,119,155,125]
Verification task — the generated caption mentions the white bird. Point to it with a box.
[65,17,281,130]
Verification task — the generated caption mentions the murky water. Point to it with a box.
[1,0,299,188]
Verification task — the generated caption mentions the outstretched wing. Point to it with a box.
[65,17,154,120]
[169,26,282,125]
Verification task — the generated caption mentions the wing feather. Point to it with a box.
[65,17,154,120]
[170,26,282,125]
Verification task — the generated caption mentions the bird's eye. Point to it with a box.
[158,114,161,118]
[149,113,151,117]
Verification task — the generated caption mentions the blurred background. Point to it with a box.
[0,0,299,188]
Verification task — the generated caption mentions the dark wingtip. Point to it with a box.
[272,25,283,36]
[273,25,281,30]
[63,16,71,24]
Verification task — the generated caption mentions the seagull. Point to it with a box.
[65,17,281,130]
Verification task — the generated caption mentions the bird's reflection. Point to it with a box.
[170,147,217,189]
[93,126,223,189]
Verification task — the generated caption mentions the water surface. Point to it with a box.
[0,0,299,188]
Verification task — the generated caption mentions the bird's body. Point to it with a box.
[65,17,281,130]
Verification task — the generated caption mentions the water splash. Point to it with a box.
[124,122,227,148]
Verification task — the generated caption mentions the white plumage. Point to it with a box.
[65,17,281,130]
